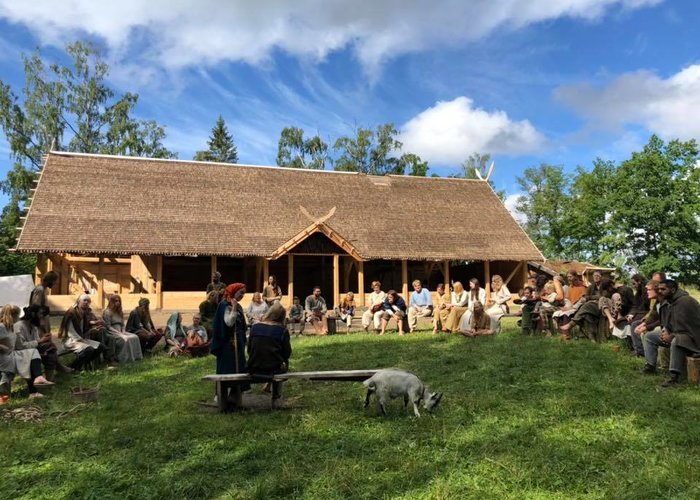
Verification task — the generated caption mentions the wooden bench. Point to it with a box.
[203,369,380,412]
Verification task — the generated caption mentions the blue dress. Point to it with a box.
[211,301,248,386]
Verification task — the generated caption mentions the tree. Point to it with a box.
[607,135,700,283]
[194,115,238,163]
[0,41,176,275]
[400,153,429,177]
[458,152,504,200]
[515,163,570,258]
[334,123,405,174]
[276,127,329,169]
[560,159,617,264]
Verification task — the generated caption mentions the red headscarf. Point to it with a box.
[224,283,246,300]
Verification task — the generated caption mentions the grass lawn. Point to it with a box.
[2,319,700,499]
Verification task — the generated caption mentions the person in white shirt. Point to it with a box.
[362,281,387,332]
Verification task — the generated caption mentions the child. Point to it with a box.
[287,297,305,336]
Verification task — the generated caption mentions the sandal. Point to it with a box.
[33,376,55,386]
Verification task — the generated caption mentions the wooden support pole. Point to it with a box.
[287,255,294,308]
[503,261,523,288]
[211,255,217,277]
[255,258,262,293]
[357,260,365,307]
[155,255,163,310]
[97,256,105,310]
[522,260,530,288]
[333,254,340,308]
[443,260,450,292]
[401,259,409,300]
[262,259,269,292]
[484,260,491,302]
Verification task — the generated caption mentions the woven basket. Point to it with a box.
[70,386,98,403]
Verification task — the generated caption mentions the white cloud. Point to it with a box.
[399,97,546,164]
[555,64,700,140]
[0,0,661,76]
[504,193,526,225]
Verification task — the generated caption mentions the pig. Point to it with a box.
[363,368,443,417]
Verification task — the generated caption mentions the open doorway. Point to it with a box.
[293,255,335,308]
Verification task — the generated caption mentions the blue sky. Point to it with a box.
[0,0,699,213]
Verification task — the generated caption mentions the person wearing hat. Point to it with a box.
[126,298,163,353]
[211,283,250,396]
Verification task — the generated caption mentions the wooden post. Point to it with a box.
[255,258,262,293]
[522,260,530,288]
[333,254,340,308]
[155,255,163,310]
[688,357,700,385]
[211,255,217,277]
[357,260,365,307]
[484,260,491,302]
[287,255,294,308]
[401,259,409,300]
[503,261,523,288]
[443,260,450,291]
[262,259,269,292]
[97,256,105,310]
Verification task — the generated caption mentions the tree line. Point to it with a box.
[1,41,699,285]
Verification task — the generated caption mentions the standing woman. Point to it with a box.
[262,275,283,306]
[211,283,250,395]
[485,275,512,332]
[102,295,143,363]
[443,281,469,332]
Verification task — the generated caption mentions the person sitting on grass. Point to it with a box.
[58,294,108,372]
[287,296,305,336]
[199,291,219,335]
[0,304,53,402]
[102,295,143,364]
[642,279,700,388]
[334,292,356,332]
[305,286,329,335]
[164,312,189,357]
[459,302,494,338]
[248,303,292,409]
[186,314,210,357]
[246,292,269,326]
[126,298,163,353]
[379,290,407,336]
[407,280,433,334]
[14,304,67,381]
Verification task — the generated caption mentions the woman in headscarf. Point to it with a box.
[102,295,143,363]
[164,312,189,357]
[125,298,163,352]
[58,294,106,372]
[211,283,250,395]
[14,304,63,380]
[248,303,292,408]
[0,305,51,402]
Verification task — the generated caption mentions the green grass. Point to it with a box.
[2,320,700,499]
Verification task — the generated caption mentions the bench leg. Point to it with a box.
[230,384,243,408]
[217,381,229,413]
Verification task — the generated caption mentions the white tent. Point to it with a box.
[0,274,34,311]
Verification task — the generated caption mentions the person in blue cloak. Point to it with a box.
[211,282,250,395]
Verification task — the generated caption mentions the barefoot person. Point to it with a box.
[304,286,329,335]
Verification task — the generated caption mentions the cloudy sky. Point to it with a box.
[0,0,698,210]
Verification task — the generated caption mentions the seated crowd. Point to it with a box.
[3,267,696,405]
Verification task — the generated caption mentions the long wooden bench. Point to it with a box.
[203,369,380,412]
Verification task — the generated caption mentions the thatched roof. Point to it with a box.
[531,260,615,277]
[16,152,544,262]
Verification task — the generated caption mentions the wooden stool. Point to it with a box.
[687,356,700,385]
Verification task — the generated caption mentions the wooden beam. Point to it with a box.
[333,254,340,308]
[443,260,450,292]
[287,254,294,308]
[155,255,163,310]
[97,256,105,310]
[255,257,262,293]
[211,255,217,278]
[503,261,523,288]
[484,260,491,304]
[262,259,269,292]
[522,260,530,289]
[357,260,365,307]
[401,259,409,300]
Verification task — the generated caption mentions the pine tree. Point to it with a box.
[194,116,238,163]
